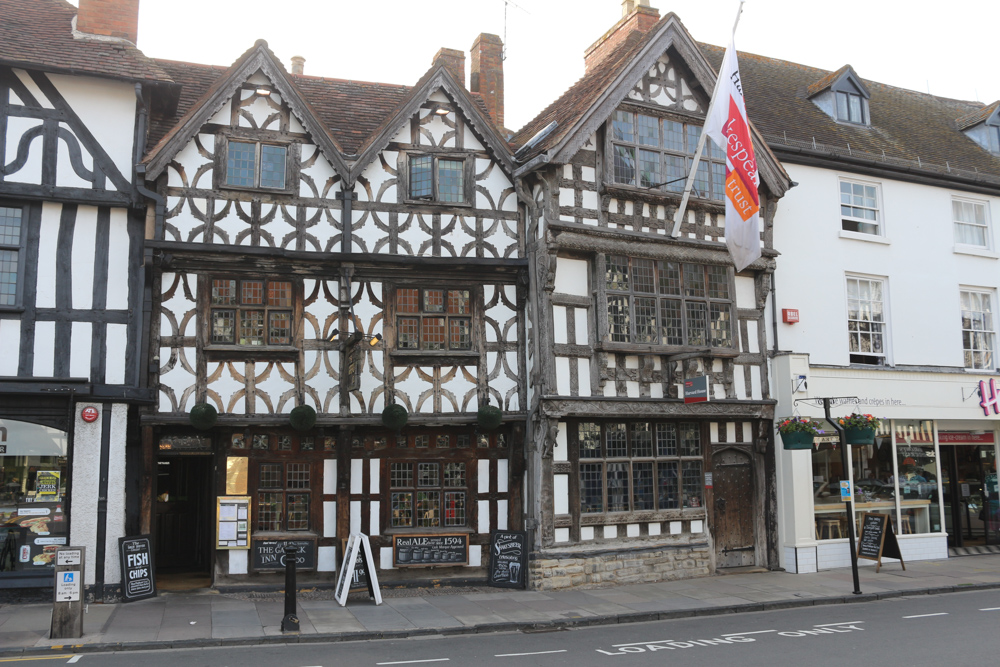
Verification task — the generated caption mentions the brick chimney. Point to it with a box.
[76,0,140,44]
[433,48,466,88]
[290,56,306,76]
[584,0,660,73]
[470,33,504,129]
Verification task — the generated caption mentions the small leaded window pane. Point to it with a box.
[685,302,707,346]
[391,492,413,527]
[268,281,292,307]
[0,207,22,246]
[398,317,419,349]
[663,120,684,152]
[390,462,413,488]
[637,114,659,147]
[241,280,264,305]
[607,295,630,342]
[580,463,603,513]
[436,435,450,448]
[260,463,282,488]
[658,461,678,509]
[448,290,471,314]
[656,424,677,457]
[686,125,702,154]
[416,491,440,527]
[212,310,235,344]
[664,154,685,193]
[227,141,256,187]
[633,462,654,510]
[252,434,270,450]
[257,492,282,531]
[659,299,683,345]
[606,255,629,291]
[240,309,266,346]
[0,250,17,306]
[212,279,237,305]
[639,149,660,188]
[422,317,446,350]
[410,156,433,198]
[607,462,629,511]
[424,289,444,313]
[415,435,429,448]
[682,461,703,508]
[707,266,729,299]
[444,492,465,527]
[605,423,627,457]
[613,145,636,185]
[711,163,726,199]
[457,434,470,448]
[278,435,292,451]
[286,493,309,530]
[631,259,655,294]
[683,264,705,297]
[449,318,472,350]
[612,110,634,142]
[417,462,439,487]
[269,311,291,345]
[287,462,310,489]
[710,304,731,347]
[301,438,314,451]
[659,261,681,295]
[397,288,419,313]
[443,462,465,487]
[634,296,658,343]
[631,423,653,457]
[437,159,465,202]
[579,423,601,458]
[679,423,701,456]
[259,145,287,189]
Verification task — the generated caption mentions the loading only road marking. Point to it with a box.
[594,621,864,656]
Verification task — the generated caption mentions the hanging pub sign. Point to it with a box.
[856,512,905,573]
[487,530,526,589]
[118,536,156,602]
[683,375,710,404]
[345,337,365,392]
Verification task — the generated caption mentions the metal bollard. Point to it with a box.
[281,544,300,632]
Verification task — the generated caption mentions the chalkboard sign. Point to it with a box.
[335,534,381,607]
[488,530,526,589]
[856,512,905,572]
[252,539,316,571]
[118,536,156,602]
[393,534,468,567]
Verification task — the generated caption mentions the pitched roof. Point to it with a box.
[697,44,1000,186]
[0,0,171,83]
[955,100,1000,131]
[805,64,869,98]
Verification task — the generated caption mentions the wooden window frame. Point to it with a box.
[398,152,475,207]
[839,178,882,236]
[960,288,997,370]
[845,274,889,366]
[203,275,301,358]
[0,201,27,310]
[387,284,481,362]
[604,106,727,202]
[953,197,992,249]
[214,131,300,195]
[254,459,313,534]
[388,460,469,530]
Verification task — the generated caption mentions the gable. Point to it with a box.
[625,52,705,114]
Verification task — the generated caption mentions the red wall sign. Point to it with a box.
[939,431,995,444]
[782,308,799,324]
[81,406,99,423]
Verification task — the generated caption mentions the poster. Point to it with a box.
[35,471,60,498]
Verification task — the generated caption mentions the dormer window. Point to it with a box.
[808,66,871,127]
[989,125,1000,154]
[836,91,865,124]
[956,103,1000,156]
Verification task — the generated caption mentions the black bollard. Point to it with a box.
[281,544,300,632]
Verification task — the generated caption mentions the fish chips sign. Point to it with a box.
[705,32,761,272]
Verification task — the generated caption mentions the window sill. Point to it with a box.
[953,245,998,259]
[391,350,479,364]
[598,341,739,358]
[382,527,473,535]
[963,367,1000,374]
[251,531,318,539]
[0,306,25,314]
[205,345,298,360]
[602,184,724,210]
[402,198,473,209]
[839,230,890,245]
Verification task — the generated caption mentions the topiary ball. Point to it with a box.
[477,404,502,431]
[189,402,218,430]
[289,405,317,432]
[381,404,408,430]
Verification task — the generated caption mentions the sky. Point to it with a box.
[71,0,1000,132]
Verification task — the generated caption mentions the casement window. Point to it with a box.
[210,277,294,347]
[389,461,467,528]
[407,155,467,203]
[836,91,867,125]
[608,109,726,200]
[960,289,996,370]
[225,140,289,190]
[395,287,472,351]
[0,205,23,307]
[605,255,733,348]
[989,126,1000,155]
[953,198,991,248]
[577,422,703,514]
[846,275,887,365]
[256,461,310,532]
[840,180,881,235]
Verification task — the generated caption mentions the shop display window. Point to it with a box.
[893,421,941,534]
[0,419,69,572]
[812,442,850,539]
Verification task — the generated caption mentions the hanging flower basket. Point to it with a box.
[289,405,317,432]
[477,404,503,431]
[838,413,881,445]
[776,417,821,451]
[189,402,218,430]
[381,404,408,430]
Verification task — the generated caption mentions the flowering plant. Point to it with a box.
[776,417,822,435]
[838,413,882,430]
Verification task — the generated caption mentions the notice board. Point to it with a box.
[216,496,250,550]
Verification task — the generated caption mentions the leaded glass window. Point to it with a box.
[226,140,288,190]
[211,277,295,346]
[389,460,467,529]
[0,206,23,307]
[395,287,473,351]
[407,155,467,203]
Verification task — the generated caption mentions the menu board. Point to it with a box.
[487,530,527,589]
[216,496,250,550]
[393,534,468,567]
[857,512,904,572]
[118,536,156,602]
[1,502,68,569]
[252,539,316,570]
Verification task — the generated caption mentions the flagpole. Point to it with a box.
[669,0,745,239]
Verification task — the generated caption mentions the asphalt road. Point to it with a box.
[8,589,1000,667]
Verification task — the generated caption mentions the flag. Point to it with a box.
[704,33,761,272]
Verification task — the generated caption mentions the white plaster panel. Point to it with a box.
[581,189,599,210]
[229,550,248,575]
[478,460,490,493]
[168,136,213,189]
[303,350,339,412]
[102,404,128,585]
[4,116,44,185]
[554,528,570,543]
[350,501,362,534]
[35,203,62,308]
[603,525,617,539]
[648,522,662,536]
[581,166,596,182]
[553,422,568,462]
[207,362,242,413]
[300,145,340,198]
[553,475,569,514]
[397,212,429,256]
[164,195,199,242]
[158,347,196,412]
[8,88,22,105]
[32,321,55,376]
[746,319,759,353]
[442,365,476,412]
[478,500,489,533]
[14,69,53,108]
[603,382,616,397]
[70,206,97,309]
[324,500,337,538]
[650,382,663,399]
[558,187,574,207]
[496,459,509,493]
[582,526,595,540]
[691,520,704,533]
[554,258,589,296]
[303,280,338,340]
[253,362,296,413]
[392,366,430,411]
[468,545,482,567]
[358,350,386,414]
[735,276,756,308]
[105,209,130,309]
[670,521,682,534]
[733,364,748,400]
[555,356,571,395]
[267,205,298,249]
[369,459,381,494]
[49,74,135,180]
[626,524,640,537]
[369,501,380,536]
[351,459,363,494]
[750,365,763,400]
[577,359,592,396]
[323,459,337,494]
[56,125,93,189]
[380,547,394,570]
[626,381,640,397]
[70,403,102,585]
[209,198,245,245]
[574,308,588,345]
[552,306,568,344]
[317,546,336,572]
[478,162,516,212]
[497,500,508,530]
[105,324,127,384]
[464,127,484,150]
[70,322,92,379]
[0,321,19,375]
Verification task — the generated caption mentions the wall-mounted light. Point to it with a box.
[323,328,382,346]
[256,87,272,96]
[433,105,450,116]
[369,333,383,347]
[327,328,340,342]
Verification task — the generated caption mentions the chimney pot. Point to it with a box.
[76,0,141,44]
[433,48,466,88]
[470,33,504,129]
[291,56,306,76]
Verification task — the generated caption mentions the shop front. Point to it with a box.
[774,356,1000,573]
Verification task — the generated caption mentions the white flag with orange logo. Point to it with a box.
[704,34,760,272]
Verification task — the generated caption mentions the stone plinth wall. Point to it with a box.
[529,544,711,590]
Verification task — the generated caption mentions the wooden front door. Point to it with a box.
[712,448,756,568]
[155,455,212,572]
